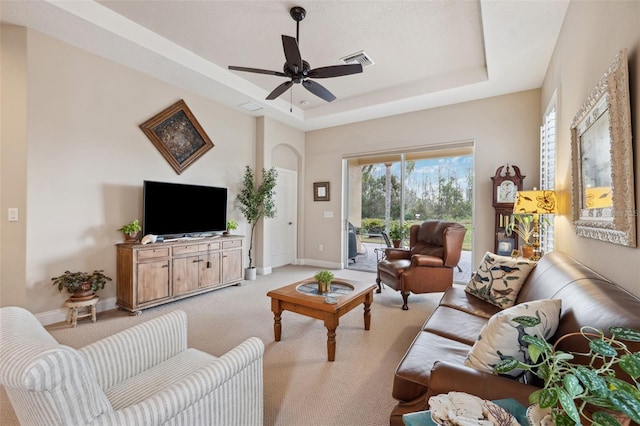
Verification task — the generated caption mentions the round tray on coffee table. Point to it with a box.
[295,281,354,298]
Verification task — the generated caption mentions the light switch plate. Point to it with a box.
[8,208,18,222]
[323,211,333,218]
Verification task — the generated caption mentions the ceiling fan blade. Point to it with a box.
[228,66,287,77]
[266,80,294,100]
[302,80,336,102]
[282,35,302,71]
[308,64,363,79]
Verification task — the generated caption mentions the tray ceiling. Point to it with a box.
[0,0,569,131]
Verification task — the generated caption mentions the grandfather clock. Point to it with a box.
[491,165,525,254]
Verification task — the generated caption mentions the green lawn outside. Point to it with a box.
[458,219,472,251]
[359,218,472,251]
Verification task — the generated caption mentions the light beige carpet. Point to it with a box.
[1,265,440,425]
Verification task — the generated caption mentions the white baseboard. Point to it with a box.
[257,266,272,275]
[300,259,343,269]
[35,296,118,326]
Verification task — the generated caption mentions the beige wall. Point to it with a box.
[541,0,640,296]
[2,28,262,314]
[0,26,28,308]
[305,90,542,268]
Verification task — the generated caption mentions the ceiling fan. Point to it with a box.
[228,6,363,103]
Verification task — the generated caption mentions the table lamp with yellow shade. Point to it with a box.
[513,189,558,261]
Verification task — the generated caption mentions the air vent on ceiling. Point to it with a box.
[340,51,375,67]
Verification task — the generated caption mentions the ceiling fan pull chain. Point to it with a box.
[290,86,293,113]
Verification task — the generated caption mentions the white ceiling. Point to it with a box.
[1,0,569,131]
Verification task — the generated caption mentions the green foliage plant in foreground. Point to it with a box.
[494,319,640,426]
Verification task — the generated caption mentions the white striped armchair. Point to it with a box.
[0,307,264,425]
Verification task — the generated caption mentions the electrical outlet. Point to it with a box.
[319,244,324,251]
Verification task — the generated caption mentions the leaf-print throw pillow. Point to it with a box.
[464,299,562,379]
[465,252,537,309]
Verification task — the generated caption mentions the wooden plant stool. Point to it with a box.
[64,296,99,327]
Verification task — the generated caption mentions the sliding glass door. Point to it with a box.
[345,145,473,283]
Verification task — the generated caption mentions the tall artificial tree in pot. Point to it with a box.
[237,166,278,279]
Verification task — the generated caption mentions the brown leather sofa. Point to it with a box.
[377,221,467,310]
[389,251,640,425]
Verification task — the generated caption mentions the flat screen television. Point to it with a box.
[142,180,227,238]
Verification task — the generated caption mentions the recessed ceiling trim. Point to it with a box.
[238,101,263,112]
[1,0,570,132]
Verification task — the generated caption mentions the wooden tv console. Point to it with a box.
[116,235,243,314]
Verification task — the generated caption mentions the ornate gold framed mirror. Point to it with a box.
[570,49,635,247]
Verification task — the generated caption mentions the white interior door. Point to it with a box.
[271,168,297,268]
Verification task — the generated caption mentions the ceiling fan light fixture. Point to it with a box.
[341,51,375,67]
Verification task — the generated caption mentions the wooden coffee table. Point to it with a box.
[267,278,376,361]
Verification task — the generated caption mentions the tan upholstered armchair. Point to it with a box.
[376,220,467,310]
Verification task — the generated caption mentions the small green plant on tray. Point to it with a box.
[314,270,334,284]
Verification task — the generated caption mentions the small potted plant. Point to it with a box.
[494,319,640,426]
[388,221,407,248]
[51,270,112,301]
[117,219,141,242]
[225,219,238,236]
[506,215,535,259]
[314,270,334,293]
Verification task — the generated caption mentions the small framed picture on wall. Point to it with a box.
[497,238,514,256]
[313,182,330,201]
